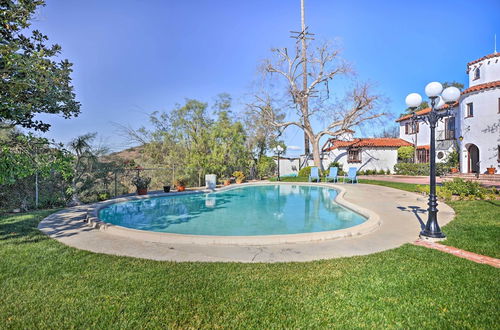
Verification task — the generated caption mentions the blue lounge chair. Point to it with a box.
[326,167,338,183]
[344,167,358,184]
[308,167,320,182]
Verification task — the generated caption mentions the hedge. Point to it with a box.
[298,166,313,177]
[394,163,451,176]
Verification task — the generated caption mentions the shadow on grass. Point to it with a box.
[0,208,89,245]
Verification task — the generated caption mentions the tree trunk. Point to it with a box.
[311,138,323,171]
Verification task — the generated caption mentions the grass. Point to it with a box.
[271,176,422,192]
[440,200,500,258]
[0,186,499,327]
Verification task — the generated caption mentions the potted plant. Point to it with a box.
[222,177,231,186]
[174,177,187,192]
[163,184,171,193]
[446,150,459,174]
[132,176,151,195]
[233,171,245,184]
[486,166,496,175]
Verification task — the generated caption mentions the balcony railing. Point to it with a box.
[437,130,455,141]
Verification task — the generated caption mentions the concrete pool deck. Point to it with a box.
[38,183,455,263]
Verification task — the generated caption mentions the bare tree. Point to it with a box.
[251,41,385,169]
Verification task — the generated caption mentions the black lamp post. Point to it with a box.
[275,145,284,181]
[405,82,461,240]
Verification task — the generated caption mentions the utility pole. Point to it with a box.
[300,0,309,156]
[291,0,315,159]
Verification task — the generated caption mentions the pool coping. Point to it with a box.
[84,182,381,245]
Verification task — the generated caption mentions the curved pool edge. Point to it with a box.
[85,182,381,246]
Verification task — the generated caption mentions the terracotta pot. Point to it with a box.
[486,167,496,175]
[177,186,186,192]
[137,188,148,195]
[236,179,243,184]
[224,180,231,186]
[450,168,459,173]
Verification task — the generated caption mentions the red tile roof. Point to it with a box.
[323,138,413,151]
[417,145,430,150]
[397,107,431,122]
[466,53,500,72]
[462,80,500,95]
[396,102,457,122]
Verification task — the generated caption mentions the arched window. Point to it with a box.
[474,67,480,80]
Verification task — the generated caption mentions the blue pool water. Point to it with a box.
[98,185,366,236]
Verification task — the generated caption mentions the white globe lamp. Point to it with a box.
[405,93,422,108]
[425,82,443,98]
[441,86,461,103]
[434,96,446,109]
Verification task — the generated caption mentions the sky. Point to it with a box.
[30,0,500,156]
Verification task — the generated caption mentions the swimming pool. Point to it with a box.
[98,184,367,236]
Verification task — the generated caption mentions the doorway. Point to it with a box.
[467,144,480,173]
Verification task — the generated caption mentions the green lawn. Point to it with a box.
[271,176,422,192]
[0,186,499,327]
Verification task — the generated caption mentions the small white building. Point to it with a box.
[321,137,413,173]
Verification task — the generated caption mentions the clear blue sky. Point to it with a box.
[31,0,500,155]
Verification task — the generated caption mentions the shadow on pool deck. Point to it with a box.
[397,205,426,230]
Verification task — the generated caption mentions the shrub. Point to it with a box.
[445,149,459,168]
[232,171,245,183]
[256,156,276,179]
[416,178,496,201]
[98,192,110,201]
[362,169,377,175]
[436,163,452,176]
[416,185,452,201]
[377,169,386,175]
[385,169,391,175]
[174,177,188,187]
[442,178,485,198]
[327,162,344,175]
[397,146,414,162]
[298,166,313,177]
[131,176,151,189]
[394,163,429,175]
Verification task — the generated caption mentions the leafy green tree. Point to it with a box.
[256,155,276,179]
[443,81,464,90]
[131,96,252,186]
[0,130,74,210]
[397,146,415,162]
[208,110,250,178]
[0,0,80,131]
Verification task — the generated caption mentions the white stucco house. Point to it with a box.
[276,52,499,176]
[397,52,500,174]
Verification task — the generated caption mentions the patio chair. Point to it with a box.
[308,167,320,182]
[344,167,358,184]
[326,167,338,183]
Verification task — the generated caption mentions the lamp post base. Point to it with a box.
[419,231,446,242]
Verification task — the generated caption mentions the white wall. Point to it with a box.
[457,89,500,173]
[325,148,398,173]
[468,56,500,87]
[275,158,300,176]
